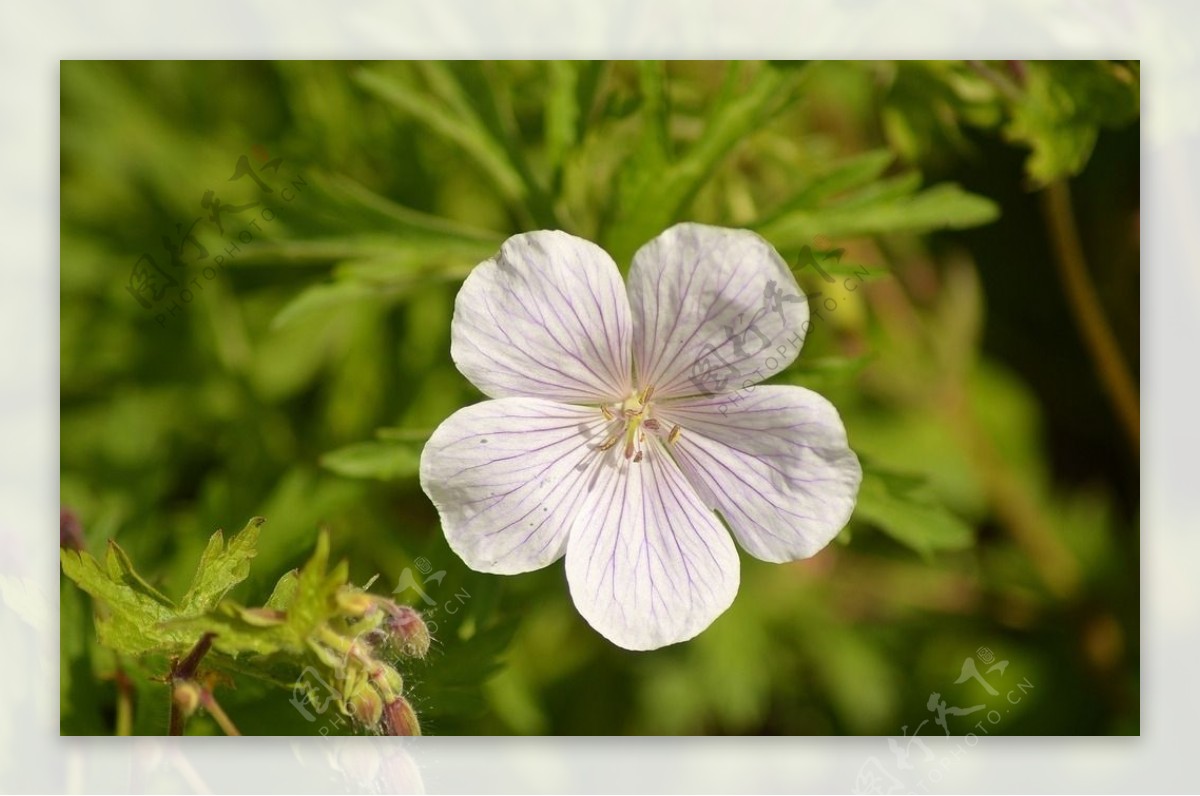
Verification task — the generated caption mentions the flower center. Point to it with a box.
[596,385,681,463]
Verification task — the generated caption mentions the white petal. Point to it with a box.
[419,398,609,574]
[656,385,861,562]
[452,230,633,404]
[565,438,740,651]
[628,223,809,399]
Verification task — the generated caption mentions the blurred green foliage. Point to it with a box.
[60,61,1139,736]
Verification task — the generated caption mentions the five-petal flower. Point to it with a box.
[419,223,862,650]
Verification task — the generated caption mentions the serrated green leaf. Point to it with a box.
[103,540,175,608]
[61,519,272,657]
[1004,60,1139,185]
[284,531,344,640]
[854,466,975,557]
[61,548,181,655]
[320,439,423,481]
[170,603,301,658]
[180,517,264,614]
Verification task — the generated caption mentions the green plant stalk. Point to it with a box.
[114,668,134,736]
[1041,179,1140,455]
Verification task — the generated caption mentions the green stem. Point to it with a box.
[1041,180,1140,455]
[114,668,134,736]
[168,633,215,736]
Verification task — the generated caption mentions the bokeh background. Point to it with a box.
[59,60,1139,736]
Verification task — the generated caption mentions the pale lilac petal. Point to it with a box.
[452,230,632,404]
[565,439,740,651]
[655,385,861,562]
[419,398,609,574]
[628,223,809,399]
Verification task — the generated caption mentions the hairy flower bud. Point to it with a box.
[346,680,384,727]
[377,602,431,659]
[382,696,421,736]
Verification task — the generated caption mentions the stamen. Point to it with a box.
[597,432,621,452]
[600,405,613,421]
[643,418,661,431]
[639,385,656,404]
[632,450,643,463]
[668,425,682,444]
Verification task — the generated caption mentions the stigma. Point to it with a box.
[595,386,681,463]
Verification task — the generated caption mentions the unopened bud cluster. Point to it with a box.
[299,586,431,735]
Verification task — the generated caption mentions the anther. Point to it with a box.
[668,425,682,444]
[597,433,621,452]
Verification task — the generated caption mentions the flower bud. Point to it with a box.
[378,602,431,659]
[382,696,421,736]
[346,681,383,727]
[173,681,201,717]
[369,663,405,700]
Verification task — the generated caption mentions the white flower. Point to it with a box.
[419,223,862,650]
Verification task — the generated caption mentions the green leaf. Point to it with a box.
[282,530,347,641]
[879,60,1000,163]
[355,67,528,209]
[320,439,423,481]
[544,61,580,177]
[854,466,975,557]
[271,281,381,331]
[61,518,269,656]
[757,181,999,250]
[170,603,300,658]
[1004,60,1139,185]
[303,171,504,247]
[180,517,264,614]
[265,570,300,611]
[604,63,803,264]
[757,149,896,226]
[103,540,174,608]
[61,546,181,655]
